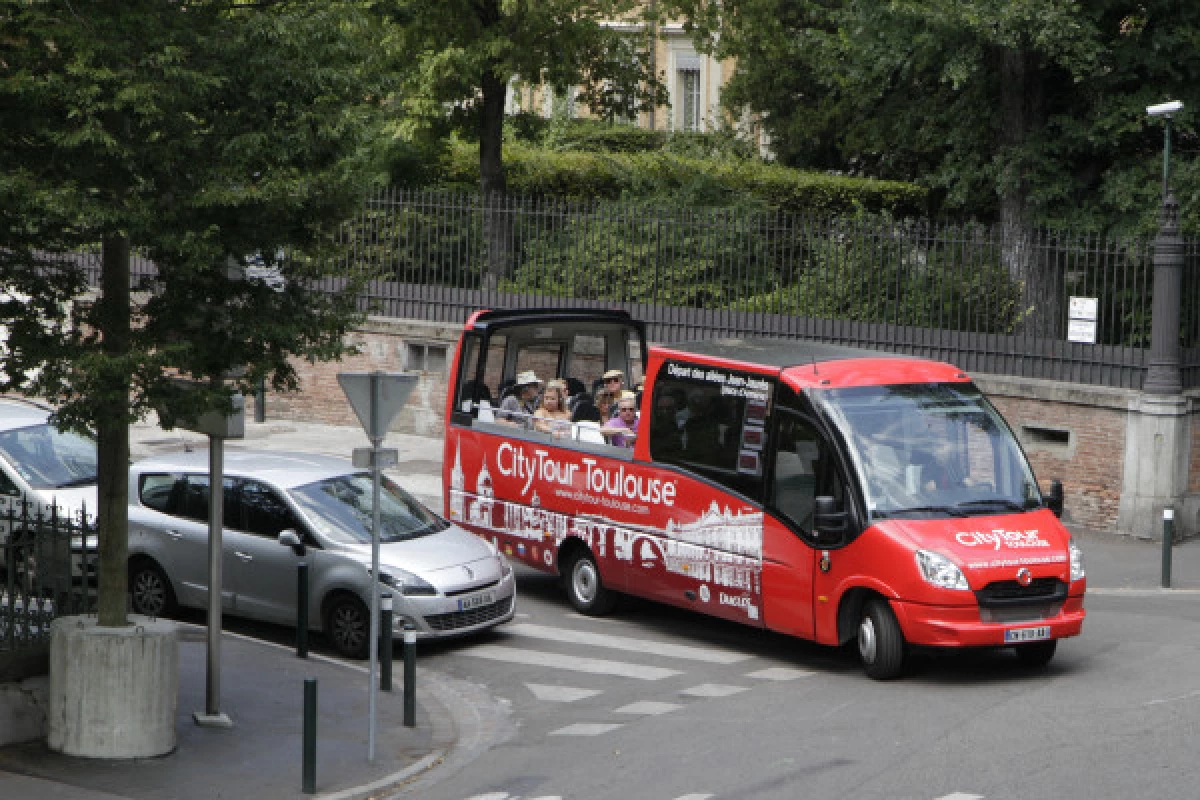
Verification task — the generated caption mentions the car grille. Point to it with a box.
[425,595,514,632]
[445,579,500,598]
[975,578,1067,608]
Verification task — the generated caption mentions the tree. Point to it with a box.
[385,0,666,282]
[0,0,389,628]
[672,1,1200,235]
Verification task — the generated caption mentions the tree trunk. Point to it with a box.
[997,47,1056,336]
[96,234,131,628]
[481,62,511,289]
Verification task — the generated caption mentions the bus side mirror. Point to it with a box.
[1046,480,1064,518]
[813,496,848,545]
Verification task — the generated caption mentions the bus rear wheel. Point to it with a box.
[858,598,905,680]
[565,550,615,616]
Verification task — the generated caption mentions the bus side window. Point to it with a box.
[771,412,822,532]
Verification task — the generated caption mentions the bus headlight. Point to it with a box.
[916,549,969,590]
[1069,537,1085,582]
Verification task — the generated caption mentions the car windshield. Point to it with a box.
[813,383,1042,519]
[288,472,448,544]
[0,423,98,490]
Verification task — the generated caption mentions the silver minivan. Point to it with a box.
[128,449,516,658]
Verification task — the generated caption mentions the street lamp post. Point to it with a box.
[1144,100,1185,396]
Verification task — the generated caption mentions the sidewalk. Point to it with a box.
[0,628,455,800]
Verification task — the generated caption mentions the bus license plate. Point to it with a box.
[1004,626,1051,643]
[458,591,494,611]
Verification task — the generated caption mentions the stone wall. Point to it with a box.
[263,317,1198,537]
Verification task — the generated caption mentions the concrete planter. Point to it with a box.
[47,614,179,758]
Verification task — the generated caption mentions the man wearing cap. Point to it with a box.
[499,370,542,428]
[601,369,624,418]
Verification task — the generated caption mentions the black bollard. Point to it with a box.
[1162,508,1175,589]
[297,562,309,658]
[302,678,317,794]
[403,623,417,727]
[380,592,393,692]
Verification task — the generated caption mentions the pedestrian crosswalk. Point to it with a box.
[448,616,986,800]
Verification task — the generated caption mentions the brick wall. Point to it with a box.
[1191,414,1200,493]
[251,318,461,437]
[981,380,1129,532]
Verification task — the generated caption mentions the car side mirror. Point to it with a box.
[813,495,848,545]
[278,529,306,556]
[1046,480,1064,519]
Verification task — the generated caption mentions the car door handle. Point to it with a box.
[234,551,252,562]
[164,529,183,541]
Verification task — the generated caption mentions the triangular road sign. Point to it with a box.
[337,372,418,441]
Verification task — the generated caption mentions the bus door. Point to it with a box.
[761,402,848,639]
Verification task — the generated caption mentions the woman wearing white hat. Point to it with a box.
[499,370,542,428]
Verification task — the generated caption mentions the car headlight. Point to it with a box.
[375,568,437,596]
[1069,537,1085,582]
[916,549,969,590]
[496,550,513,578]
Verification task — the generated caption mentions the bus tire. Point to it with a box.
[565,550,615,616]
[1014,639,1057,667]
[858,597,905,680]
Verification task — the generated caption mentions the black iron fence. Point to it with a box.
[339,190,1198,390]
[68,188,1200,390]
[1,499,97,653]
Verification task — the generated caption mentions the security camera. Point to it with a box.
[1147,100,1183,117]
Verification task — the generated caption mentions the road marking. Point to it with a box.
[507,623,751,663]
[464,794,510,800]
[614,701,683,715]
[674,795,714,800]
[1088,588,1200,596]
[463,645,682,680]
[745,667,813,681]
[680,683,748,698]
[935,794,984,800]
[525,683,602,703]
[548,723,623,736]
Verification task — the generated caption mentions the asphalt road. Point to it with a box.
[387,565,1200,800]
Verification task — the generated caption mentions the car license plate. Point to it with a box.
[1004,625,1051,643]
[458,591,494,611]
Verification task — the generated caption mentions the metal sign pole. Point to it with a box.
[335,370,417,764]
[367,373,382,763]
[195,434,232,727]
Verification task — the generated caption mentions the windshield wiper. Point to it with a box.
[955,498,1030,513]
[878,505,968,518]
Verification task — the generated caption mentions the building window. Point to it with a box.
[679,68,701,131]
[405,342,448,374]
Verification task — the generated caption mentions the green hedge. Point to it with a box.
[437,140,929,217]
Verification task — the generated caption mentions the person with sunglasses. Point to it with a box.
[600,369,625,418]
[600,391,639,448]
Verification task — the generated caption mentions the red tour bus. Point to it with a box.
[443,308,1085,679]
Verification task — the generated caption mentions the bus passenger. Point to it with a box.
[601,392,639,448]
[499,371,541,428]
[534,379,573,437]
[601,369,625,417]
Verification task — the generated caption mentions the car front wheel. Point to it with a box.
[326,594,369,659]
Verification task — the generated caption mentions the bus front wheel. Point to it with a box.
[565,550,615,616]
[858,598,905,680]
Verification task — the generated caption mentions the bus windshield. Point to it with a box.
[813,383,1042,519]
